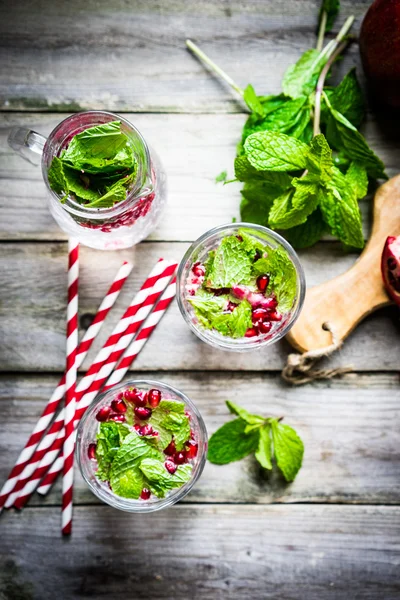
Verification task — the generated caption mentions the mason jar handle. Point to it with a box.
[8,127,47,166]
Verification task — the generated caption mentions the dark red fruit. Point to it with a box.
[126,389,147,406]
[256,274,270,293]
[164,440,177,456]
[134,424,141,431]
[381,235,400,305]
[165,460,177,474]
[174,451,186,465]
[111,398,127,413]
[268,310,282,322]
[227,301,238,312]
[192,262,205,277]
[134,406,152,420]
[140,488,151,500]
[110,413,126,423]
[96,406,111,422]
[245,327,258,338]
[87,443,97,460]
[258,320,272,334]
[138,424,154,436]
[252,307,269,323]
[147,388,161,408]
[185,441,198,459]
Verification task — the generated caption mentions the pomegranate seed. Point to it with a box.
[164,440,177,456]
[87,443,97,460]
[147,389,161,408]
[165,460,177,474]
[185,441,198,459]
[96,406,111,422]
[258,320,272,334]
[125,389,147,406]
[192,262,205,277]
[245,327,258,338]
[134,406,152,420]
[185,411,192,421]
[252,307,268,323]
[236,235,243,242]
[111,398,127,413]
[110,413,126,423]
[388,257,397,270]
[134,424,141,431]
[140,488,151,500]
[174,451,186,465]
[269,310,282,322]
[227,301,238,312]
[190,429,195,439]
[138,424,154,436]
[257,274,270,293]
[117,392,124,400]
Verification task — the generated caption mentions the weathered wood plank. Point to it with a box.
[1,504,399,600]
[1,113,399,242]
[1,372,399,506]
[0,0,370,112]
[0,242,399,372]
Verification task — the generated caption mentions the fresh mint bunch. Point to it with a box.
[208,401,304,482]
[186,0,387,249]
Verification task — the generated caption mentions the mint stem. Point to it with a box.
[316,11,327,52]
[186,39,244,97]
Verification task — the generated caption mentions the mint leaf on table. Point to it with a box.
[242,96,311,142]
[306,134,333,177]
[270,419,304,482]
[226,400,264,426]
[234,156,292,187]
[345,161,368,199]
[244,131,309,171]
[269,175,321,230]
[328,68,365,128]
[318,0,340,33]
[148,399,191,451]
[243,84,265,119]
[284,208,326,249]
[206,235,255,288]
[207,418,260,464]
[255,424,273,470]
[212,299,252,338]
[282,49,327,99]
[139,459,192,498]
[215,170,228,183]
[240,182,278,226]
[253,246,297,312]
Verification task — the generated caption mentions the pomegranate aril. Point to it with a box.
[269,310,282,322]
[87,443,97,460]
[138,424,154,436]
[192,262,205,277]
[245,327,258,338]
[147,388,162,408]
[140,488,151,500]
[256,274,270,293]
[252,307,269,323]
[174,451,186,465]
[96,406,111,422]
[111,398,127,413]
[125,388,147,406]
[227,301,238,312]
[165,460,177,474]
[258,320,272,334]
[164,440,177,456]
[185,441,198,459]
[134,406,152,420]
[134,424,141,431]
[110,413,126,423]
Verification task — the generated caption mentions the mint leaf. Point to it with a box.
[329,68,365,128]
[206,235,255,288]
[269,175,320,230]
[139,459,192,498]
[212,299,252,338]
[318,0,340,33]
[47,157,68,198]
[253,246,297,312]
[240,182,276,226]
[306,134,333,177]
[189,292,227,330]
[345,161,368,199]
[95,421,130,481]
[226,401,264,425]
[284,208,326,249]
[109,432,162,498]
[62,121,127,162]
[282,49,327,98]
[148,399,191,451]
[208,418,260,464]
[63,167,101,202]
[255,424,273,469]
[62,144,135,175]
[245,131,309,172]
[243,84,265,118]
[234,156,292,187]
[215,170,227,183]
[85,178,128,208]
[242,96,311,140]
[270,419,304,482]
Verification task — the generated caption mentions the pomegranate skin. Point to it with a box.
[359,0,400,109]
[381,235,400,306]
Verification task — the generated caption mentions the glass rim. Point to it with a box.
[176,222,306,352]
[76,379,208,513]
[42,110,152,219]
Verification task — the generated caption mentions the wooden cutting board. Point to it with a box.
[286,175,400,353]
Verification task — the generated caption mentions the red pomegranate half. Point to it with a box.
[381,236,400,306]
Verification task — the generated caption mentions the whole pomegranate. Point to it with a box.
[359,0,400,109]
[381,236,400,306]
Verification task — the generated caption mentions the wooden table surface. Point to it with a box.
[1,1,400,599]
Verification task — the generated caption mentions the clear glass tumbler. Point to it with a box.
[76,379,208,513]
[8,111,167,250]
[177,222,306,352]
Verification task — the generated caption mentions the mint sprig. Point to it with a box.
[208,401,304,482]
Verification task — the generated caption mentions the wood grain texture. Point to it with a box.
[0,242,399,372]
[287,176,400,352]
[2,113,399,242]
[0,0,370,112]
[1,504,399,600]
[1,372,399,506]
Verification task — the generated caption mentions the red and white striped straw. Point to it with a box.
[10,261,177,507]
[0,260,132,511]
[36,277,177,497]
[61,238,79,535]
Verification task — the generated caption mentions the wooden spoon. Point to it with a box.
[286,175,400,353]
